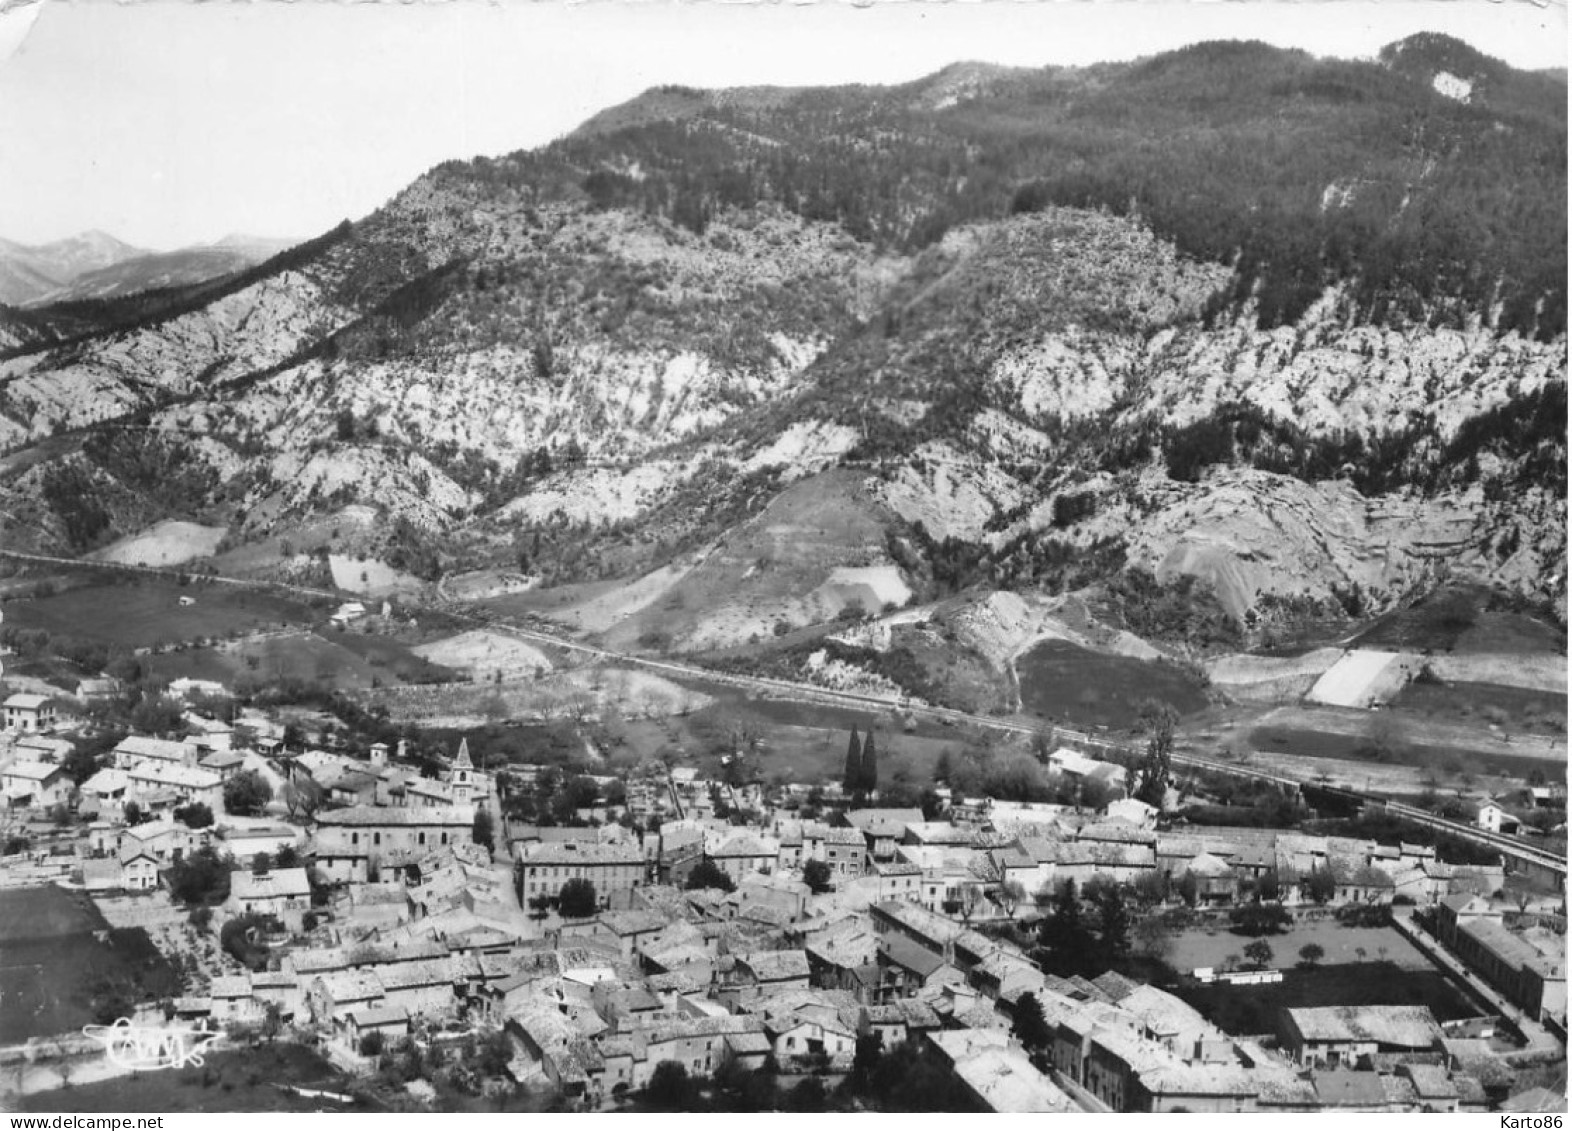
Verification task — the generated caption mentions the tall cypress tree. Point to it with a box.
[1094,882,1131,968]
[1037,879,1096,977]
[860,731,878,793]
[843,727,862,792]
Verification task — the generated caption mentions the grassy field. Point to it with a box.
[364,664,709,729]
[321,630,459,685]
[726,691,959,742]
[0,653,99,689]
[145,630,459,693]
[597,471,898,654]
[1163,920,1429,974]
[13,1044,367,1113]
[1017,641,1208,727]
[0,887,179,1044]
[0,884,108,944]
[479,577,626,618]
[590,693,970,788]
[1247,720,1555,781]
[699,721,958,787]
[1175,962,1480,1035]
[144,634,367,690]
[1350,589,1563,655]
[1454,611,1566,655]
[1388,680,1566,735]
[4,576,324,648]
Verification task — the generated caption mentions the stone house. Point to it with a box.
[228,867,313,930]
[3,693,57,734]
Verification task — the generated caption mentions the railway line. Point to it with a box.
[4,546,1562,880]
[472,615,1566,879]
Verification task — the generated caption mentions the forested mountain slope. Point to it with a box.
[0,34,1562,661]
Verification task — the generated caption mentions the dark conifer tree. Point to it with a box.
[1011,992,1052,1053]
[843,726,862,792]
[1094,882,1132,967]
[1036,879,1097,977]
[860,731,878,793]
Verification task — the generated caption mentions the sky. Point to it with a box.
[0,0,1565,250]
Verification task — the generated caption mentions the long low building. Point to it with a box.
[1452,918,1567,1024]
[928,1028,1077,1112]
[114,735,198,769]
[311,805,477,882]
[516,841,646,910]
[1277,1006,1445,1068]
[126,761,223,813]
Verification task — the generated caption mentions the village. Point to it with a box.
[0,669,1566,1115]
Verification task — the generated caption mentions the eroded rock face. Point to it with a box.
[0,270,349,448]
[1120,470,1467,620]
[987,314,1561,445]
[0,144,1560,636]
[1136,317,1562,440]
[1121,469,1562,623]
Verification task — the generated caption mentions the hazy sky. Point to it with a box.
[0,0,1564,250]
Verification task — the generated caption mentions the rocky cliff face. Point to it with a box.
[997,313,1561,441]
[0,38,1562,648]
[0,269,349,448]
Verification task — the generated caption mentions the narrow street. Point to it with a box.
[1390,908,1562,1061]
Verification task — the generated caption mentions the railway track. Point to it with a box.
[6,546,1562,879]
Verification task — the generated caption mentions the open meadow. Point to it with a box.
[676,686,974,786]
[143,629,459,693]
[1351,600,1565,656]
[0,886,179,1045]
[3,574,323,649]
[1016,640,1208,728]
[579,689,969,787]
[1388,679,1566,736]
[89,521,227,569]
[1163,918,1430,975]
[685,718,959,787]
[1175,962,1482,1036]
[1245,703,1562,781]
[362,664,711,729]
[1162,917,1485,1035]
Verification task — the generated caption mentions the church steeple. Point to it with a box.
[450,737,473,803]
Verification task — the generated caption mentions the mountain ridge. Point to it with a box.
[0,230,146,305]
[0,230,302,308]
[0,33,1562,704]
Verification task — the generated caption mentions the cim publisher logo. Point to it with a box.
[82,1018,217,1071]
